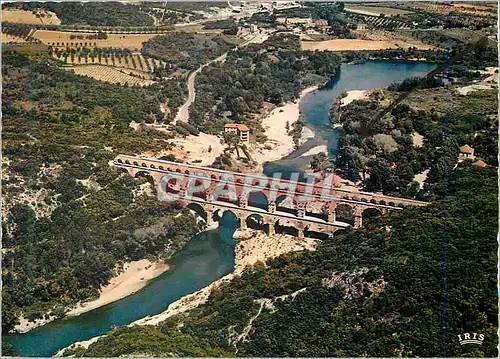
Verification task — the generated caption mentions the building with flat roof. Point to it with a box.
[224,123,250,142]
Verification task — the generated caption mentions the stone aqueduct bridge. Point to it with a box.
[114,155,428,238]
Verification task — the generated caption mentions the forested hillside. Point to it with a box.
[141,32,239,78]
[332,39,497,199]
[69,164,498,357]
[1,49,199,333]
[8,2,155,27]
[189,34,342,133]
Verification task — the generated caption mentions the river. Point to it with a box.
[4,60,437,357]
[263,59,437,176]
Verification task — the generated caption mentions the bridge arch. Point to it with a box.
[274,219,299,237]
[304,226,329,240]
[217,209,241,228]
[116,166,130,175]
[305,201,328,221]
[335,203,355,226]
[275,195,297,216]
[247,190,269,211]
[187,202,207,222]
[333,228,349,237]
[245,214,267,233]
[134,170,155,186]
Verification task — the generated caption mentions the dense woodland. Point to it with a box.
[189,34,342,134]
[8,2,155,27]
[69,164,498,357]
[141,32,239,78]
[332,40,497,200]
[1,49,199,333]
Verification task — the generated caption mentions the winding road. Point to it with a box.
[173,32,268,124]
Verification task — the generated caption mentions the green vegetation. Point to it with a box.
[141,32,238,77]
[203,19,239,35]
[332,37,497,198]
[71,165,498,357]
[1,50,196,332]
[15,2,155,27]
[333,84,497,199]
[190,34,341,134]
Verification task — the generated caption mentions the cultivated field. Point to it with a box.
[32,30,159,50]
[301,38,435,51]
[353,15,411,30]
[54,52,165,73]
[2,8,61,25]
[2,33,29,44]
[344,5,413,17]
[409,3,496,17]
[65,65,155,86]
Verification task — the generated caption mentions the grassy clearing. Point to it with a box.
[2,8,61,25]
[401,87,498,115]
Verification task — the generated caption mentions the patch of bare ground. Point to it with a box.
[301,38,436,51]
[410,2,496,17]
[354,29,440,50]
[2,8,61,25]
[322,268,387,300]
[2,33,29,43]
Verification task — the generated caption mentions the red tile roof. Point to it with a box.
[473,160,487,168]
[225,123,249,131]
[459,144,474,154]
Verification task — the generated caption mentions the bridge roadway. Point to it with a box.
[114,155,429,210]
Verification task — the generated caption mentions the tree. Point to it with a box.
[223,132,241,157]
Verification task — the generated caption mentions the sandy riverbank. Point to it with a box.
[66,259,169,317]
[300,145,329,158]
[341,90,369,107]
[59,230,318,355]
[14,259,169,334]
[131,229,317,326]
[13,315,58,334]
[251,86,317,171]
